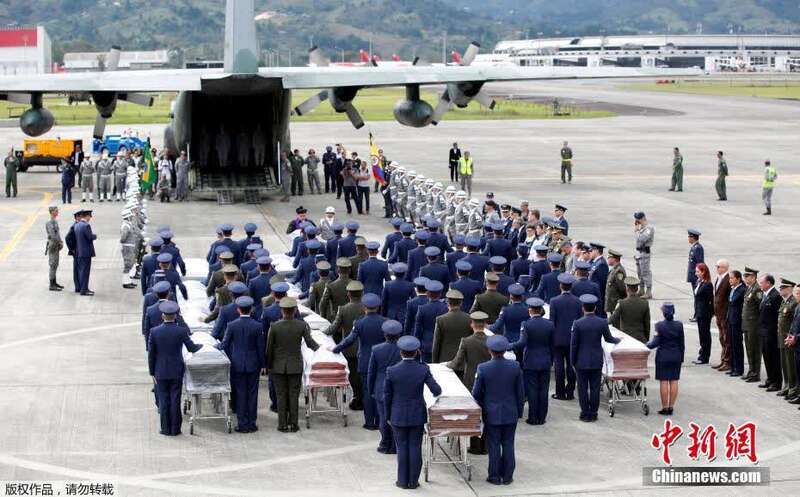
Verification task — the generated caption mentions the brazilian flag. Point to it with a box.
[140,141,156,192]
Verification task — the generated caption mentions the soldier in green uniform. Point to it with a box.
[669,147,683,192]
[204,265,240,323]
[470,273,508,324]
[715,150,728,201]
[4,148,20,198]
[605,249,626,314]
[560,141,573,184]
[307,261,331,315]
[319,258,352,321]
[777,278,798,401]
[349,237,368,275]
[45,205,64,291]
[609,276,651,344]
[432,290,472,366]
[206,251,243,297]
[446,310,491,454]
[325,280,366,410]
[266,297,319,432]
[741,267,763,382]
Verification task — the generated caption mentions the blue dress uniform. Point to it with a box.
[158,230,187,276]
[240,244,263,278]
[218,297,265,432]
[368,320,403,453]
[388,224,416,263]
[291,239,322,295]
[446,243,468,280]
[509,245,530,282]
[148,301,200,436]
[143,293,188,349]
[510,299,554,424]
[426,221,452,254]
[553,206,569,235]
[358,244,391,295]
[293,226,321,266]
[419,247,451,291]
[217,223,243,265]
[463,239,490,281]
[413,281,449,363]
[140,238,164,295]
[381,220,404,259]
[247,257,274,313]
[528,245,550,291]
[534,254,563,303]
[237,222,263,254]
[74,215,96,295]
[211,282,250,340]
[687,230,704,287]
[405,231,430,281]
[472,336,525,485]
[333,294,387,429]
[385,336,442,489]
[483,227,514,263]
[404,278,430,336]
[549,274,582,399]
[489,284,529,354]
[150,253,189,300]
[324,224,344,265]
[727,283,746,375]
[647,304,686,381]
[336,222,359,259]
[381,264,415,322]
[451,261,483,312]
[570,295,621,421]
[65,218,79,292]
[589,246,609,316]
[490,257,514,297]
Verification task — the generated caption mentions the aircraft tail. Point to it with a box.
[224,0,259,73]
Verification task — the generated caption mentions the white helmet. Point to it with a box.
[469,198,480,208]
[416,174,425,182]
[433,182,444,191]
[425,178,435,187]
[455,190,467,199]
[397,167,406,174]
[445,185,456,194]
[389,161,399,168]
[407,170,417,177]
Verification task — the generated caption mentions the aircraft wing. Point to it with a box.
[0,69,214,93]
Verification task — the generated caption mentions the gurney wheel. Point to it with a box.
[306,415,311,429]
[424,464,429,482]
[189,423,194,435]
[608,406,615,417]
[466,465,472,481]
[642,404,650,416]
[343,414,348,427]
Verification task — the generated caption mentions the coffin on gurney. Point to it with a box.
[425,364,482,437]
[602,327,650,380]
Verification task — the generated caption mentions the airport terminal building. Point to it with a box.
[482,34,800,72]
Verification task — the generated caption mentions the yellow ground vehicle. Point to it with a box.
[17,138,83,172]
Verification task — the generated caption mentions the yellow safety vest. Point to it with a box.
[459,157,473,175]
[763,166,777,189]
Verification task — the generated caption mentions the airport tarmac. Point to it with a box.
[0,80,798,496]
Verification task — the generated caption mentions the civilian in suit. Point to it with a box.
[726,271,746,376]
[758,274,783,391]
[692,263,714,364]
[148,301,201,436]
[713,259,732,371]
[647,303,685,415]
[385,336,442,489]
[472,335,525,485]
[367,320,403,454]
[509,298,554,425]
[448,142,461,183]
[74,210,97,296]
[549,273,582,400]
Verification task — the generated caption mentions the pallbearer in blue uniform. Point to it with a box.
[217,223,243,266]
[489,283,529,359]
[143,281,186,348]
[291,239,322,297]
[589,242,609,316]
[325,223,344,268]
[404,277,429,336]
[463,237,490,282]
[247,256,274,316]
[358,241,390,295]
[446,234,468,281]
[510,298,554,424]
[489,257,514,296]
[483,223,513,262]
[382,263,415,323]
[388,223,416,264]
[367,319,403,454]
[148,301,201,436]
[647,303,685,415]
[211,281,250,340]
[509,244,529,282]
[158,230,187,277]
[381,218,404,259]
[140,237,163,295]
[152,253,189,300]
[405,230,430,281]
[570,294,621,421]
[239,243,263,279]
[451,261,482,312]
[217,296,265,432]
[550,273,582,400]
[237,222,263,255]
[385,336,442,489]
[419,246,450,291]
[472,335,525,485]
[293,225,321,266]
[534,253,563,303]
[572,261,600,303]
[426,219,452,254]
[414,280,448,363]
[337,221,360,259]
[332,293,386,429]
[528,245,551,293]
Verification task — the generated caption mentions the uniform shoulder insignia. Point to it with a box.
[617,272,624,281]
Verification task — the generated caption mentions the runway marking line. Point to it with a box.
[0,191,54,262]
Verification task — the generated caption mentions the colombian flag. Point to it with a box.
[139,140,156,192]
[369,132,387,186]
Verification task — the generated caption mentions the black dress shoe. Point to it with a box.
[502,478,513,485]
[787,397,800,404]
[407,482,419,489]
[289,424,300,432]
[235,427,247,433]
[746,377,760,383]
[658,408,671,415]
[551,394,565,400]
[691,360,708,365]
[758,382,770,388]
[766,386,781,392]
[777,390,788,397]
[486,478,502,485]
[395,482,406,489]
[80,290,95,296]
[277,426,289,432]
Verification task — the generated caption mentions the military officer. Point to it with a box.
[609,276,651,344]
[148,301,200,436]
[451,261,482,313]
[489,256,514,297]
[325,280,366,409]
[267,297,319,432]
[158,229,187,277]
[419,246,450,291]
[669,147,683,192]
[112,151,128,201]
[211,281,250,340]
[307,261,331,315]
[79,155,95,202]
[238,222,264,254]
[463,237,490,282]
[204,266,240,324]
[431,289,471,365]
[388,223,416,264]
[471,273,507,324]
[45,205,64,291]
[605,249,627,313]
[357,241,390,295]
[404,230,430,282]
[483,223,513,262]
[336,221,360,259]
[143,281,186,347]
[528,245,550,292]
[247,256,275,307]
[489,284,529,359]
[426,219,451,255]
[291,239,322,296]
[120,210,139,289]
[404,277,430,336]
[381,263,415,323]
[777,279,798,400]
[509,298,554,425]
[74,209,97,296]
[413,280,448,363]
[550,273,582,400]
[571,294,621,421]
[472,335,525,485]
[560,141,573,184]
[318,258,352,321]
[509,244,530,282]
[382,218,404,259]
[152,253,188,300]
[553,204,569,235]
[97,155,114,202]
[572,261,601,310]
[687,229,704,316]
[715,150,728,201]
[633,211,654,298]
[385,335,442,489]
[741,267,764,382]
[367,320,403,454]
[217,296,264,432]
[324,222,344,264]
[532,253,562,304]
[239,243,263,279]
[332,292,386,429]
[140,238,163,295]
[589,243,609,315]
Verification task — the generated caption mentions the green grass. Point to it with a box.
[0,87,614,126]
[625,81,800,100]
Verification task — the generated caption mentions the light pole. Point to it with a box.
[442,31,447,64]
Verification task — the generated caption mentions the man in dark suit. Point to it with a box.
[385,336,442,489]
[472,335,525,485]
[758,274,783,391]
[218,296,265,433]
[727,270,746,377]
[148,301,201,436]
[367,320,403,454]
[509,298,554,425]
[550,273,583,400]
[448,142,461,183]
[74,209,97,296]
[570,294,621,421]
[713,259,732,371]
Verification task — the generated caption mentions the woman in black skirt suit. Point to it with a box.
[647,302,685,415]
[692,262,714,364]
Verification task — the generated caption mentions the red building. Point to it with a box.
[0,26,53,75]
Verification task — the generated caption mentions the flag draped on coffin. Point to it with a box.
[369,132,386,186]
